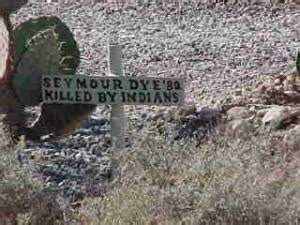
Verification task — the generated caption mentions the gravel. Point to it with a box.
[11,1,300,206]
[13,1,300,101]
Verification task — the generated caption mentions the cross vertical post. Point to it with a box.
[108,43,125,149]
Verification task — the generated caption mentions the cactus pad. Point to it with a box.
[10,16,96,141]
[12,16,80,106]
[0,15,12,84]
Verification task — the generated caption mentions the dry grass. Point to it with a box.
[78,126,300,225]
[0,131,66,225]
[0,136,36,213]
[2,114,300,224]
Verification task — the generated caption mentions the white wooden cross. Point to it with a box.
[41,44,185,149]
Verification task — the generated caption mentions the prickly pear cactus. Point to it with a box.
[0,12,95,142]
[0,0,28,14]
[11,16,95,141]
[12,16,80,106]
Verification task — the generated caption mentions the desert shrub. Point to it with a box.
[0,132,41,224]
[0,135,36,213]
[0,127,66,225]
[78,126,300,225]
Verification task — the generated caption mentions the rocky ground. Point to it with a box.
[9,1,300,207]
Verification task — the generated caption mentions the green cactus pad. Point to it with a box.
[0,15,12,84]
[0,0,28,14]
[296,51,300,73]
[12,16,80,106]
[11,16,96,141]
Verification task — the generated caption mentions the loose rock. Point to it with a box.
[227,106,251,120]
[226,119,253,138]
[262,106,291,129]
[284,125,300,151]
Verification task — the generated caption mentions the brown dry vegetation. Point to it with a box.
[3,113,300,224]
[76,126,300,225]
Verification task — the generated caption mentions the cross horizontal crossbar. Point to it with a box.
[41,75,185,106]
